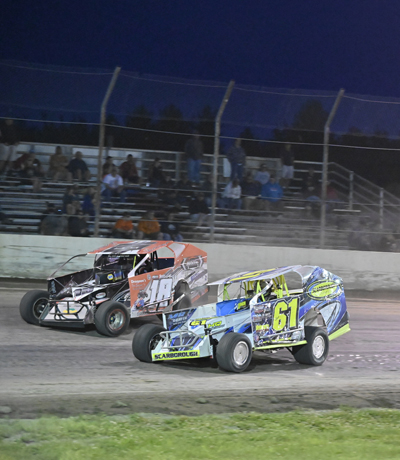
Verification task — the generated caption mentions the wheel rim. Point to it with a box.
[312,335,325,359]
[108,309,125,331]
[33,299,48,319]
[233,341,249,366]
[149,334,162,352]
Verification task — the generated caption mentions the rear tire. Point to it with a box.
[132,324,166,362]
[94,301,130,337]
[216,333,252,373]
[292,326,329,366]
[19,290,49,325]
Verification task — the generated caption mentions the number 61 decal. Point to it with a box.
[272,297,299,332]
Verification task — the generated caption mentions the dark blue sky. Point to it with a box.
[2,0,400,97]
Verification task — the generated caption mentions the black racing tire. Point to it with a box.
[132,324,166,362]
[19,290,49,325]
[292,326,329,366]
[94,301,130,337]
[173,281,191,311]
[216,333,252,373]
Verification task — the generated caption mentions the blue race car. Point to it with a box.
[132,265,350,372]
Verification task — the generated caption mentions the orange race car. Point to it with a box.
[19,240,207,337]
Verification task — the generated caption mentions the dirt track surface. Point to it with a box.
[1,280,400,418]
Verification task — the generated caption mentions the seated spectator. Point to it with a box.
[39,209,68,236]
[137,211,161,240]
[241,172,261,210]
[67,206,90,237]
[101,167,126,202]
[17,153,44,192]
[159,211,183,242]
[188,192,210,227]
[259,175,283,211]
[48,146,70,181]
[120,154,139,184]
[220,179,242,210]
[147,158,165,187]
[111,212,135,239]
[102,156,117,177]
[301,168,320,199]
[62,185,80,213]
[82,186,96,216]
[254,163,270,186]
[200,174,213,206]
[68,151,91,181]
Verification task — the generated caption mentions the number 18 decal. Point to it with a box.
[272,297,299,332]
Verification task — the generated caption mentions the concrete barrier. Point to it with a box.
[1,233,400,290]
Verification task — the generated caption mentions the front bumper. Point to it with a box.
[151,329,212,361]
[39,299,94,328]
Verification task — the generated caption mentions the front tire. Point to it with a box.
[292,326,329,366]
[19,290,49,325]
[94,301,130,337]
[216,333,252,373]
[132,324,166,362]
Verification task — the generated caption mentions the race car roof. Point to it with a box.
[88,240,172,255]
[208,265,316,285]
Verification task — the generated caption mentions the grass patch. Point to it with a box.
[0,408,399,459]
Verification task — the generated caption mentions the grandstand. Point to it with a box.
[0,141,397,250]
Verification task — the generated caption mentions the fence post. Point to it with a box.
[349,171,354,210]
[319,88,345,249]
[94,67,121,238]
[210,80,235,243]
[379,187,384,230]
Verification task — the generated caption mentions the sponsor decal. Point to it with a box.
[153,350,200,361]
[256,324,270,330]
[235,300,247,311]
[96,292,106,299]
[307,281,343,300]
[190,318,222,328]
[130,279,147,286]
[107,274,114,281]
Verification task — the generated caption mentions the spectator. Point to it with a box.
[120,154,139,184]
[188,192,210,227]
[39,208,68,236]
[147,158,165,187]
[280,143,295,190]
[220,179,242,210]
[0,119,19,175]
[200,173,213,206]
[160,211,183,242]
[62,185,80,213]
[226,138,246,181]
[67,207,90,237]
[254,163,270,186]
[48,146,70,181]
[241,172,261,210]
[82,186,96,216]
[111,212,135,239]
[137,211,161,239]
[101,167,126,202]
[260,175,283,211]
[102,156,117,177]
[184,131,204,184]
[67,151,91,181]
[301,168,319,194]
[17,153,44,192]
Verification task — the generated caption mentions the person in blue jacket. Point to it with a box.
[260,175,283,211]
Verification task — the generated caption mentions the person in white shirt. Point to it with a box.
[254,163,270,186]
[220,179,242,209]
[101,167,126,202]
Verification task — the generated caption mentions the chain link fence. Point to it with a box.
[2,60,400,251]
